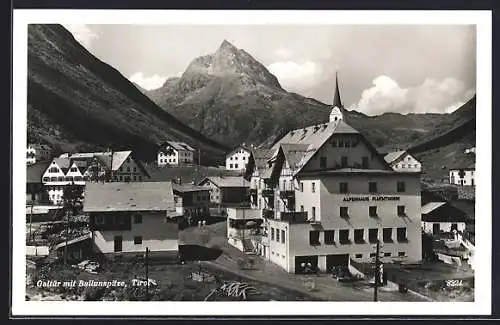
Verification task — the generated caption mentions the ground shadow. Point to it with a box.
[179,244,223,261]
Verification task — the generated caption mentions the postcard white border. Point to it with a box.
[12,9,492,316]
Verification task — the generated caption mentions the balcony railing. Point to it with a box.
[279,188,295,199]
[262,209,275,219]
[261,189,275,198]
[280,211,308,224]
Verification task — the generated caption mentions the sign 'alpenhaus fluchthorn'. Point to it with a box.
[343,196,401,202]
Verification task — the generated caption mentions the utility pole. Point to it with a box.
[29,204,33,244]
[145,247,149,301]
[64,209,69,266]
[373,240,380,302]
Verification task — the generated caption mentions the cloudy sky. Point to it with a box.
[64,24,476,116]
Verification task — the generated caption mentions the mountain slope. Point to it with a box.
[146,41,473,151]
[28,24,229,164]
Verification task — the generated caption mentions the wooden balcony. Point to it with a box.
[279,189,295,199]
[261,189,275,198]
[280,211,308,224]
[262,209,275,219]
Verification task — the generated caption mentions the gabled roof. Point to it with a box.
[172,183,210,193]
[161,141,195,152]
[384,150,407,164]
[83,182,175,212]
[199,176,249,188]
[421,201,470,223]
[270,120,389,176]
[52,157,71,172]
[279,143,310,171]
[421,202,447,215]
[110,151,132,171]
[250,148,274,175]
[226,144,252,157]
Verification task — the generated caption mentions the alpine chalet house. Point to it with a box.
[157,141,195,167]
[384,150,421,172]
[26,144,52,165]
[225,144,252,171]
[172,183,211,221]
[237,74,422,274]
[84,182,178,257]
[449,162,475,186]
[421,201,469,235]
[42,150,149,205]
[199,176,251,215]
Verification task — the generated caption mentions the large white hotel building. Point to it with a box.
[227,75,422,274]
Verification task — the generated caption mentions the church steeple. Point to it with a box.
[333,71,343,109]
[330,72,344,124]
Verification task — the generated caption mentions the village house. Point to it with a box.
[157,141,195,167]
[26,144,52,165]
[26,162,50,204]
[383,150,421,172]
[233,74,422,274]
[198,176,250,214]
[421,202,470,236]
[42,150,150,205]
[449,162,475,186]
[83,182,178,257]
[225,144,252,171]
[172,182,211,221]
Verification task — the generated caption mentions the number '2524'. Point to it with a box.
[445,280,464,287]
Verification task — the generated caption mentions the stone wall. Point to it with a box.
[458,186,475,201]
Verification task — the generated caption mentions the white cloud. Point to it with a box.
[356,75,474,115]
[267,60,324,93]
[63,24,99,49]
[274,47,292,59]
[128,72,167,91]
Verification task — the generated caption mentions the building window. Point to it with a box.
[369,229,378,243]
[397,181,406,192]
[139,176,142,181]
[281,230,285,244]
[119,167,123,172]
[398,252,406,257]
[340,206,348,218]
[320,157,327,168]
[339,182,348,193]
[331,140,337,147]
[341,156,348,168]
[276,229,280,242]
[230,164,233,168]
[134,214,142,224]
[133,167,137,172]
[397,227,408,242]
[339,230,350,244]
[235,164,238,169]
[383,228,393,243]
[300,182,304,192]
[324,230,335,245]
[119,176,123,181]
[311,207,316,220]
[345,141,351,148]
[271,228,275,240]
[362,156,369,169]
[309,231,320,245]
[95,215,105,225]
[49,167,59,173]
[134,236,142,245]
[338,140,344,148]
[384,252,391,257]
[369,206,377,218]
[312,182,316,193]
[300,205,304,212]
[354,229,364,244]
[355,254,363,259]
[370,253,376,258]
[368,182,377,193]
[70,167,77,172]
[397,205,406,216]
[133,176,137,181]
